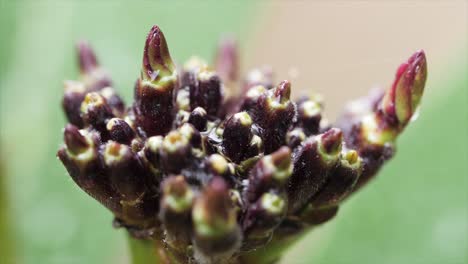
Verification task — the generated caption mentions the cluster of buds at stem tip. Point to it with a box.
[57,25,427,263]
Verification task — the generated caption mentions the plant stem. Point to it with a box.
[127,234,169,264]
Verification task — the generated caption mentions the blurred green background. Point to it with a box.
[0,1,466,263]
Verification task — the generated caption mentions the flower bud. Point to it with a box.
[103,141,146,201]
[243,192,286,239]
[245,146,292,204]
[189,107,208,131]
[222,112,253,163]
[361,50,427,145]
[250,80,296,154]
[106,118,135,145]
[160,130,192,174]
[135,26,177,136]
[76,41,112,90]
[296,99,322,135]
[286,128,306,150]
[287,128,342,213]
[381,50,427,128]
[192,178,241,263]
[58,126,121,214]
[62,81,86,127]
[81,92,114,137]
[159,175,194,250]
[310,149,362,208]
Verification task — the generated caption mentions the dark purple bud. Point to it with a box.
[81,92,114,137]
[106,118,135,145]
[64,124,89,155]
[62,81,86,127]
[76,41,112,90]
[296,99,322,135]
[310,150,362,208]
[320,128,343,155]
[287,129,342,213]
[250,80,296,154]
[192,177,241,262]
[99,87,125,116]
[245,147,292,204]
[77,40,98,74]
[286,128,306,150]
[134,26,177,136]
[195,70,224,117]
[143,135,163,168]
[222,112,253,163]
[160,130,192,174]
[188,107,208,131]
[159,175,194,250]
[58,128,122,216]
[243,192,286,241]
[240,85,267,112]
[103,141,146,201]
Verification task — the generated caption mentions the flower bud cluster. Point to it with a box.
[58,25,427,263]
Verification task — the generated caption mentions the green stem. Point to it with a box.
[127,234,166,264]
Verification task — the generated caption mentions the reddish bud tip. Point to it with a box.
[320,128,343,154]
[215,36,238,83]
[381,50,427,127]
[77,41,98,74]
[142,25,175,82]
[64,124,89,154]
[274,80,291,104]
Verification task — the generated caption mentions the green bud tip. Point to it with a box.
[260,192,285,215]
[301,100,321,117]
[209,154,229,175]
[162,176,194,213]
[341,150,362,169]
[193,177,236,237]
[233,112,252,126]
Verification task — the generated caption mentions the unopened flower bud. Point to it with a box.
[222,112,253,163]
[135,26,177,136]
[192,178,241,263]
[106,118,135,145]
[287,128,343,213]
[310,149,362,208]
[245,147,292,204]
[160,175,194,250]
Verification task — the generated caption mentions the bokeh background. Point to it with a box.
[0,1,466,263]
